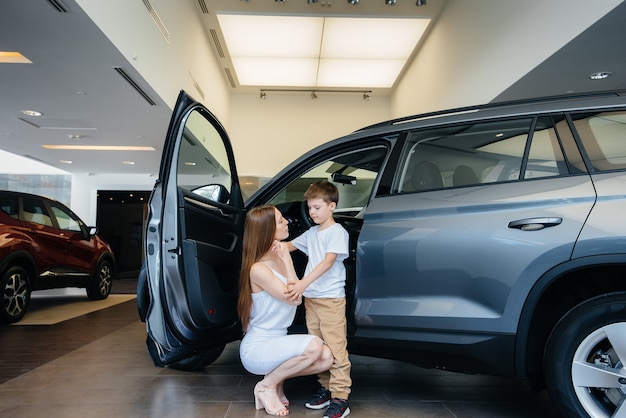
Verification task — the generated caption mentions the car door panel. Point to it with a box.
[356,175,596,336]
[144,91,244,365]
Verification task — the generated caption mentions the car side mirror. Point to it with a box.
[192,184,231,204]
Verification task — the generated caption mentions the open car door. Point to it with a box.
[141,91,245,370]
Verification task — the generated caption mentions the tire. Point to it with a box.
[169,345,226,371]
[136,264,149,322]
[86,259,113,300]
[0,266,32,324]
[544,292,626,418]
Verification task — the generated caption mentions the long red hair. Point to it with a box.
[237,205,277,331]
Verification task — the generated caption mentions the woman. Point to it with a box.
[238,205,334,416]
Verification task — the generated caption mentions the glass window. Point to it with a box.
[268,146,387,217]
[177,109,232,203]
[22,197,53,227]
[0,196,19,218]
[394,117,570,194]
[572,110,626,172]
[49,203,83,232]
[524,117,567,179]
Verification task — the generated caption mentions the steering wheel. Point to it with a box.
[300,200,314,228]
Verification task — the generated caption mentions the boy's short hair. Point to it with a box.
[304,180,339,204]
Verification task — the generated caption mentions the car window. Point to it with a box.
[571,110,626,173]
[49,202,83,232]
[21,197,53,227]
[394,116,570,193]
[176,109,232,203]
[0,196,19,219]
[267,145,387,217]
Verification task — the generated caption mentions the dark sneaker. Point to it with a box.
[323,398,350,418]
[304,387,331,410]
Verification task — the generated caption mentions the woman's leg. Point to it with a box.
[258,337,333,389]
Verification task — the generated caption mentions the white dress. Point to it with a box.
[239,269,316,375]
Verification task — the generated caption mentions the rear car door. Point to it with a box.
[144,91,245,367]
[48,201,94,277]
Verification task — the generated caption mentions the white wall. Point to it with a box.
[76,0,231,122]
[392,0,623,117]
[228,93,391,178]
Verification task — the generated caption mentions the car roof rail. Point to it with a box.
[356,89,626,131]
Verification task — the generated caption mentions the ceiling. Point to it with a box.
[1,0,625,176]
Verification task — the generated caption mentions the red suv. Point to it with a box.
[0,190,115,324]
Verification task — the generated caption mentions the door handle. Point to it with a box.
[508,217,562,231]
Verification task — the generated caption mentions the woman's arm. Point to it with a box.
[250,261,301,306]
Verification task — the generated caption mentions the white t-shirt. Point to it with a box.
[291,222,349,299]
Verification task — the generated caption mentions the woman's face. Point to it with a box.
[273,208,289,241]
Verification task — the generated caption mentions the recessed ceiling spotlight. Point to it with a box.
[59,160,73,164]
[589,71,611,80]
[123,161,136,165]
[21,109,42,117]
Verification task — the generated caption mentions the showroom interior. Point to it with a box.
[1,0,625,417]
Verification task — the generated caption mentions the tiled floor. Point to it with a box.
[0,281,561,418]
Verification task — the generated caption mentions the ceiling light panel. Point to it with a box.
[217,15,323,57]
[232,57,318,86]
[321,18,429,59]
[216,14,431,89]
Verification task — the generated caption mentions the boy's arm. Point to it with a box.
[285,241,297,252]
[288,252,337,297]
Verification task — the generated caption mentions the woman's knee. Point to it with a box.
[304,337,324,357]
[320,345,334,368]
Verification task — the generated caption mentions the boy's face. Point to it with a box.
[307,198,336,225]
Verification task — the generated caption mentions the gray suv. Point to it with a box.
[139,90,626,418]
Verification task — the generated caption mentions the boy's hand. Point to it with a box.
[286,280,307,300]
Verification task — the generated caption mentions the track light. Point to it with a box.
[275,0,285,2]
[311,91,318,100]
[347,0,359,4]
[385,0,397,4]
[260,92,267,99]
[307,0,318,3]
[416,0,426,5]
[363,93,371,101]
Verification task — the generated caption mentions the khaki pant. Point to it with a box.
[304,297,352,400]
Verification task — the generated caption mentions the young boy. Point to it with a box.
[285,180,351,418]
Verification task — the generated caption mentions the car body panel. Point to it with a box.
[356,175,596,336]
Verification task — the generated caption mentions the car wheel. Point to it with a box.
[86,259,112,300]
[136,263,149,322]
[169,345,226,371]
[544,292,626,418]
[0,266,32,324]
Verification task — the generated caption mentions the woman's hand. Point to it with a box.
[271,240,291,262]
